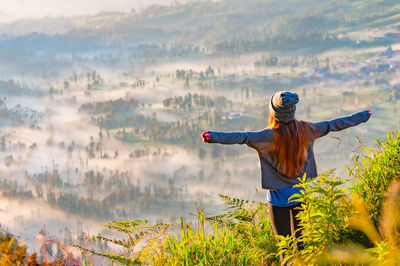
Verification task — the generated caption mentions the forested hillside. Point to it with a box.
[1,0,400,51]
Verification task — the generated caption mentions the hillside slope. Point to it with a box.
[0,0,399,49]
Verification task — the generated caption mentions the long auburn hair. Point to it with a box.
[268,115,315,178]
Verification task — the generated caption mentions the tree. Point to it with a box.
[211,145,221,158]
[63,80,70,90]
[198,148,206,160]
[185,76,190,88]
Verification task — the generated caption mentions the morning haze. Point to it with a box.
[0,0,399,263]
[0,0,193,23]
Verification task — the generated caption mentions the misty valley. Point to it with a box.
[0,0,400,263]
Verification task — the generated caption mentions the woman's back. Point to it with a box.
[267,117,316,178]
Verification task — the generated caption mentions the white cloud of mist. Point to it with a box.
[0,196,101,253]
[0,0,194,23]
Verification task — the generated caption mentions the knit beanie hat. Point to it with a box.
[269,91,299,123]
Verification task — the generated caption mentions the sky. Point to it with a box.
[0,0,192,23]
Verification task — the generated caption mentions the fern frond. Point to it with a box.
[218,194,252,209]
[90,235,131,249]
[101,220,148,233]
[73,245,142,265]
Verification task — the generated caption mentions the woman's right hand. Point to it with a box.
[201,131,211,143]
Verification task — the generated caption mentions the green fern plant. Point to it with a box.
[73,220,171,265]
[207,194,263,225]
[277,171,353,265]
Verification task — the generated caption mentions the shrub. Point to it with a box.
[351,130,400,226]
[322,181,400,265]
[276,171,353,264]
[0,230,39,265]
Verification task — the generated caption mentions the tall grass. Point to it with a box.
[76,197,279,265]
[351,130,400,226]
[321,181,400,265]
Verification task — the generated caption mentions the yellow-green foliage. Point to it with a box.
[276,172,353,265]
[147,203,278,265]
[351,130,400,226]
[322,181,400,265]
[77,199,279,265]
[277,130,400,265]
[0,231,39,265]
[74,220,171,265]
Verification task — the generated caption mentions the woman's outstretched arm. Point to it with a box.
[201,129,273,150]
[311,110,371,138]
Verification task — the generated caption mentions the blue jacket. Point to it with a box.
[208,110,370,190]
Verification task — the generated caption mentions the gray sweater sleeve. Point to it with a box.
[208,129,273,150]
[311,110,370,138]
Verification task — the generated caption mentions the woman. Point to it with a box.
[201,91,371,246]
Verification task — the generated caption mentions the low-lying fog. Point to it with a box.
[1,45,399,255]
